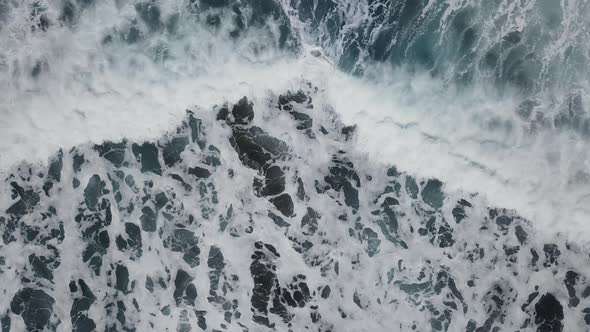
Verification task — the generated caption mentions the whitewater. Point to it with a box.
[0,0,590,331]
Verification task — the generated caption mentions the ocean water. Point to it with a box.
[0,0,589,331]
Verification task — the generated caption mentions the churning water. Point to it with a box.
[0,0,589,331]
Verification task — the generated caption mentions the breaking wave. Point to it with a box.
[0,0,589,331]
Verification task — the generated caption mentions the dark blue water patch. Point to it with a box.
[324,154,361,210]
[270,193,294,217]
[135,2,162,32]
[177,310,191,332]
[421,179,444,209]
[257,165,286,197]
[70,279,97,332]
[140,206,157,232]
[28,254,58,281]
[116,222,143,260]
[0,314,9,332]
[227,122,289,171]
[174,269,198,306]
[47,150,63,182]
[60,1,76,26]
[163,137,189,167]
[115,264,130,293]
[132,142,162,175]
[199,0,230,9]
[268,211,291,227]
[300,207,319,236]
[10,288,55,331]
[163,228,201,267]
[535,293,564,331]
[188,166,211,179]
[6,182,40,218]
[94,142,127,168]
